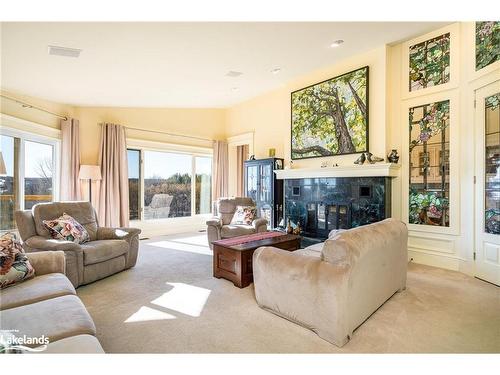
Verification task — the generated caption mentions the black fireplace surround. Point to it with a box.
[283,177,391,245]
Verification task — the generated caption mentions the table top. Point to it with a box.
[212,232,301,252]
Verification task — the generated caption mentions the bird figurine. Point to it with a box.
[354,153,366,165]
[364,152,384,164]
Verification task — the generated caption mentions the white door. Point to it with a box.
[475,81,500,286]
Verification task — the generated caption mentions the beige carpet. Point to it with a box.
[77,232,500,353]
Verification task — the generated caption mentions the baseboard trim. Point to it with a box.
[408,249,462,271]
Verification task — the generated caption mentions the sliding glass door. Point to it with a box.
[0,131,59,232]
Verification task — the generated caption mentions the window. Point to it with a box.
[409,100,450,227]
[127,148,212,220]
[0,132,58,231]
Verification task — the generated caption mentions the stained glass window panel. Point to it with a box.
[484,93,500,234]
[409,33,450,92]
[409,100,450,226]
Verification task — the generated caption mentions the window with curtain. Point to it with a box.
[127,148,212,220]
[0,132,59,231]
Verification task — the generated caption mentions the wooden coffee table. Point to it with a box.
[212,232,301,288]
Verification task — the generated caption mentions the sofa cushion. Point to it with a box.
[0,295,96,347]
[42,213,90,244]
[81,240,128,266]
[294,248,322,258]
[0,273,76,310]
[33,201,98,241]
[32,334,104,354]
[0,233,35,289]
[220,224,256,238]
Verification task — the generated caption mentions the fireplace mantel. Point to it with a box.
[274,163,400,179]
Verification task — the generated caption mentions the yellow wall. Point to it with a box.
[225,46,389,169]
[74,107,226,164]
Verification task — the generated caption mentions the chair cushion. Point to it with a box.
[230,205,257,225]
[81,240,128,266]
[294,242,323,258]
[217,197,255,225]
[0,233,35,289]
[0,295,96,347]
[0,273,75,310]
[42,213,90,244]
[33,201,98,241]
[220,224,256,238]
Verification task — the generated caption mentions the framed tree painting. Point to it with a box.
[291,66,369,160]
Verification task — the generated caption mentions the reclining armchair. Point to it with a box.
[15,201,141,288]
[206,197,268,249]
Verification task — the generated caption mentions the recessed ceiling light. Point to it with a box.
[48,45,82,58]
[231,87,239,92]
[226,71,243,78]
[271,67,282,75]
[330,40,344,48]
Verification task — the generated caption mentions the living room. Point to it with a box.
[0,1,499,373]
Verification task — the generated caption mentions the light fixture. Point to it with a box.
[79,165,102,203]
[231,87,239,92]
[330,40,344,48]
[0,151,6,175]
[271,67,282,75]
[225,71,243,78]
[48,45,82,58]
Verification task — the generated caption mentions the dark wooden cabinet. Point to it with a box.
[244,157,284,228]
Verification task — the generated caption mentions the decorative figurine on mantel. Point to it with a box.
[354,152,385,165]
[387,149,400,163]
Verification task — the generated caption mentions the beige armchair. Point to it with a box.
[253,219,408,347]
[206,197,268,249]
[15,201,141,288]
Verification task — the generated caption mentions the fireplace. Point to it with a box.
[283,176,391,245]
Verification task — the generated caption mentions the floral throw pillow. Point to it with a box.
[42,213,90,244]
[0,233,35,289]
[230,205,257,225]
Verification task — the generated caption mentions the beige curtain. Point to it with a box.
[97,123,129,227]
[60,118,81,201]
[236,144,249,196]
[212,140,228,205]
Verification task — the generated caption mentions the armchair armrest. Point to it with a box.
[26,251,66,276]
[252,217,268,232]
[96,227,141,241]
[24,236,82,252]
[206,217,223,227]
[253,246,350,346]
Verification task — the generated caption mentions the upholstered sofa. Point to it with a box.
[0,251,104,353]
[15,201,141,288]
[206,197,268,249]
[253,218,408,347]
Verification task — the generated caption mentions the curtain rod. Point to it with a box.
[1,93,68,121]
[100,123,213,142]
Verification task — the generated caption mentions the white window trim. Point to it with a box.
[126,139,213,223]
[0,122,61,212]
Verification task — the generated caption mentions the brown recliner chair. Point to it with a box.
[15,201,141,288]
[206,197,268,249]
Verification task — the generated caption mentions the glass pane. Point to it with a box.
[485,93,500,234]
[195,156,212,214]
[24,140,53,210]
[409,100,450,226]
[127,149,141,220]
[475,21,500,71]
[143,150,192,219]
[409,33,450,92]
[260,163,272,202]
[246,165,258,202]
[0,135,17,231]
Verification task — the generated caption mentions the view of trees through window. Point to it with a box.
[127,148,212,220]
[0,135,55,231]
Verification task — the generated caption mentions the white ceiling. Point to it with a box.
[1,22,449,108]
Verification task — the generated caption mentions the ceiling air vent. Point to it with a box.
[48,45,82,58]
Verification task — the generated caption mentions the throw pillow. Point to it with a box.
[0,233,35,289]
[230,205,257,225]
[42,212,90,244]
